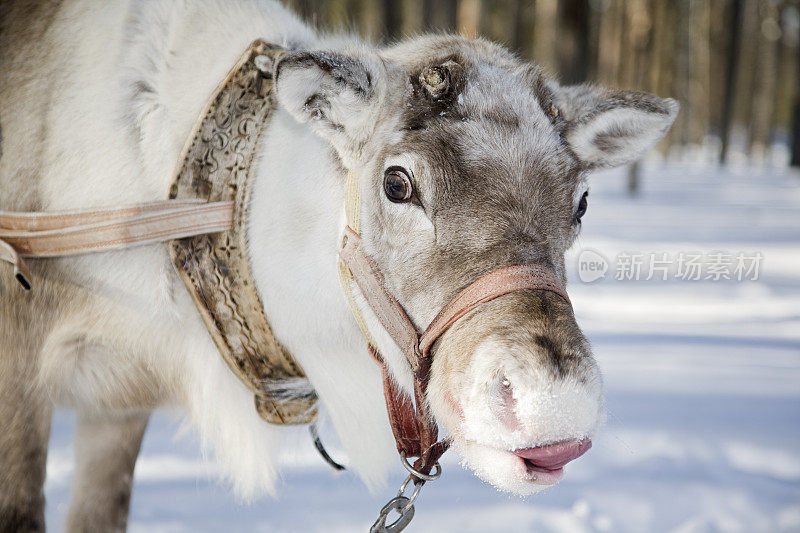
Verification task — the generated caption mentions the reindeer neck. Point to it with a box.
[246,105,361,347]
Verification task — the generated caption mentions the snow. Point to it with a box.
[45,161,800,532]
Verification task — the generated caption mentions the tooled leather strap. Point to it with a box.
[168,39,317,425]
[0,200,234,289]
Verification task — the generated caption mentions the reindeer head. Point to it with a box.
[275,35,677,495]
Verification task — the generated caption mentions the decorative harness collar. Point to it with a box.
[0,39,573,532]
[0,40,315,426]
[167,41,316,425]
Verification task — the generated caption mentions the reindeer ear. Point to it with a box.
[274,49,386,163]
[551,83,679,169]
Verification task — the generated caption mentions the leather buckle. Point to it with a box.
[0,238,31,290]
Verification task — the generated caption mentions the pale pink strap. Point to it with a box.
[0,201,233,257]
[339,227,421,370]
[418,264,571,357]
[0,199,210,231]
[0,200,234,289]
[339,226,572,370]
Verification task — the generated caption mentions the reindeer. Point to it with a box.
[0,1,677,530]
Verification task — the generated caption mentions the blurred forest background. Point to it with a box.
[282,0,800,186]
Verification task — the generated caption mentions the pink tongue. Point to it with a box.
[513,439,592,470]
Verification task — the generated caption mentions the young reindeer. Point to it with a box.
[0,0,677,530]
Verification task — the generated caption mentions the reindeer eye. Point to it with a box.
[384,167,413,203]
[575,191,589,222]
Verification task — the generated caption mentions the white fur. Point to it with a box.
[247,108,398,488]
[430,338,605,495]
[21,0,395,498]
[462,339,602,451]
[6,0,672,504]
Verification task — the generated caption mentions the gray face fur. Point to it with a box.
[276,34,677,494]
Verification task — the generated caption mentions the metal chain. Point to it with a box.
[370,458,443,533]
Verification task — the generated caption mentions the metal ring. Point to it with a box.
[399,452,442,481]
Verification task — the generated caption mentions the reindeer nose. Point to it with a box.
[495,375,523,431]
[490,370,597,470]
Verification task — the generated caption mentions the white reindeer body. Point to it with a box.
[0,0,678,528]
[4,0,395,497]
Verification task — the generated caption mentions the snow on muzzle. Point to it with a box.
[426,289,604,494]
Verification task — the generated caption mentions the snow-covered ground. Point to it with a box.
[45,162,800,532]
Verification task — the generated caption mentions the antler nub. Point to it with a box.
[420,65,450,100]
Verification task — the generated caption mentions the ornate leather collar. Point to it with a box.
[169,40,317,425]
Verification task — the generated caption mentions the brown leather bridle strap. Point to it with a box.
[369,344,448,476]
[0,200,234,289]
[368,344,425,455]
[339,224,572,478]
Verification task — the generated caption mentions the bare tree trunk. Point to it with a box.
[727,0,760,158]
[688,0,710,146]
[358,0,383,43]
[510,0,525,54]
[557,0,590,84]
[772,1,799,150]
[625,0,652,196]
[424,0,457,31]
[382,0,400,42]
[442,0,458,30]
[294,0,316,26]
[585,1,602,82]
[708,0,729,144]
[533,0,559,74]
[748,2,781,159]
[400,0,424,35]
[484,0,516,49]
[457,0,482,38]
[319,0,350,34]
[422,0,434,31]
[668,0,690,149]
[627,161,641,195]
[792,103,800,167]
[515,0,537,61]
[720,0,743,164]
[792,40,800,168]
[648,0,672,152]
